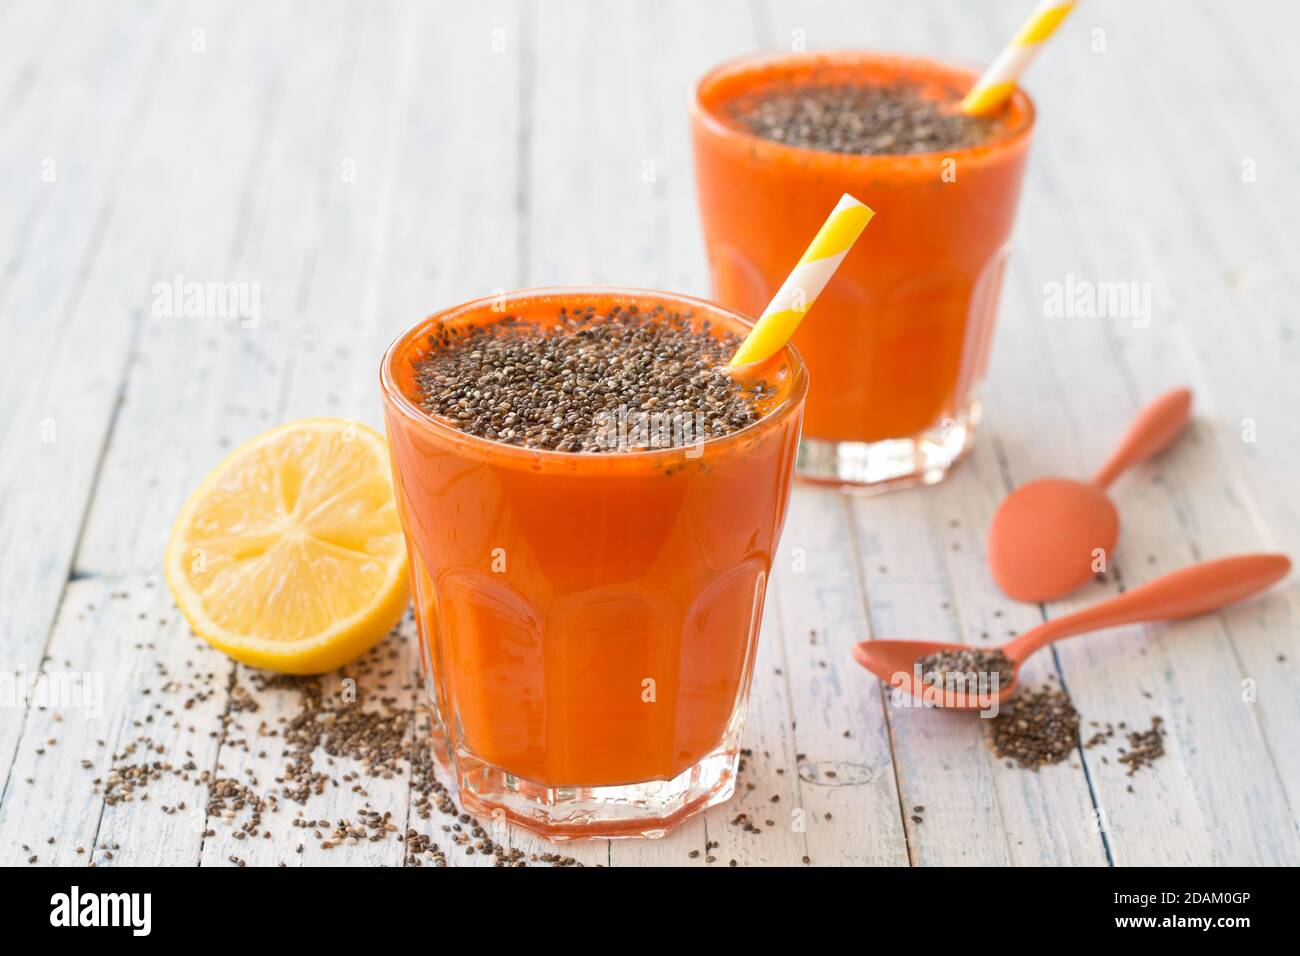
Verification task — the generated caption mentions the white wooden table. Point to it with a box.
[2,0,1298,867]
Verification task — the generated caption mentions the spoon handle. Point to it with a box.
[1091,388,1192,489]
[1007,553,1291,659]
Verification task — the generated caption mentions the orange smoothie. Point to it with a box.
[690,52,1035,486]
[380,288,805,838]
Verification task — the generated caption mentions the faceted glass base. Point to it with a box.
[796,400,980,491]
[450,732,741,842]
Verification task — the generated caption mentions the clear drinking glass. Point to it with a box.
[380,287,807,839]
[690,51,1035,489]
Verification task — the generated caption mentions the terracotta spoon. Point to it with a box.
[988,388,1193,602]
[852,553,1290,711]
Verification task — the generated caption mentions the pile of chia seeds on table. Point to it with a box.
[918,647,1015,692]
[988,681,1081,769]
[987,676,1169,782]
[412,304,771,452]
[729,82,996,156]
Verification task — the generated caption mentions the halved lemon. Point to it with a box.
[164,418,409,674]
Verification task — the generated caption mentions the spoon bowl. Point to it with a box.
[851,639,1020,710]
[987,388,1192,602]
[988,477,1118,602]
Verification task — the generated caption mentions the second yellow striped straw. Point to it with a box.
[960,0,1077,116]
[729,193,873,368]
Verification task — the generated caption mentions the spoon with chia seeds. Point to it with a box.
[852,554,1290,710]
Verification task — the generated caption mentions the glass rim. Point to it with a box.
[379,285,809,465]
[687,49,1037,166]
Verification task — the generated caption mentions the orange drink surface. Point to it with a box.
[380,288,805,835]
[690,52,1035,477]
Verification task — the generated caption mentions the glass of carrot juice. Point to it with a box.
[690,51,1035,488]
[380,287,806,839]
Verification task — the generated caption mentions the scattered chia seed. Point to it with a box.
[918,647,1015,693]
[1076,712,1170,790]
[76,620,578,867]
[1084,718,1118,749]
[1117,717,1166,776]
[728,82,997,156]
[411,304,771,452]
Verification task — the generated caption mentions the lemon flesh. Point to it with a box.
[165,419,409,674]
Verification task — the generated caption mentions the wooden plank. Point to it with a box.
[1066,2,1300,858]
[1122,0,1300,557]
[0,577,157,866]
[849,488,1008,866]
[0,0,178,809]
[646,0,756,298]
[0,0,66,277]
[2,0,371,869]
[86,577,230,867]
[771,488,910,866]
[523,0,662,288]
[74,0,345,574]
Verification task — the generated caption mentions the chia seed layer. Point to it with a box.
[411,303,773,453]
[728,82,996,156]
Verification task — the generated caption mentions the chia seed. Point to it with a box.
[76,623,578,867]
[728,82,997,156]
[1117,716,1166,776]
[411,304,771,452]
[988,683,1080,770]
[918,647,1015,693]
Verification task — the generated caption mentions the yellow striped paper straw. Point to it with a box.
[729,193,873,368]
[960,0,1077,116]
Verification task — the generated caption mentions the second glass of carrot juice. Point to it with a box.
[690,51,1035,488]
[380,288,806,839]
